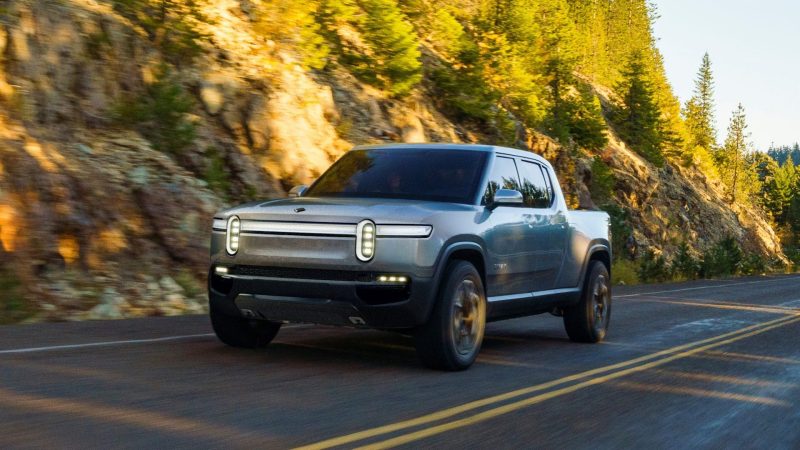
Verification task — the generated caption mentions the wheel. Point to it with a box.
[414,260,486,371]
[563,261,611,343]
[210,304,281,349]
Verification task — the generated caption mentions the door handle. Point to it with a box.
[523,214,534,226]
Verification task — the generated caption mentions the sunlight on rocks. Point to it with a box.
[57,234,80,264]
[22,139,65,173]
[0,204,18,252]
[98,228,128,254]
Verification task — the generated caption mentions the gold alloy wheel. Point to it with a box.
[451,279,485,356]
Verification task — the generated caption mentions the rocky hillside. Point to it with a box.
[0,0,785,322]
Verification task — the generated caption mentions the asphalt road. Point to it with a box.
[2,275,800,449]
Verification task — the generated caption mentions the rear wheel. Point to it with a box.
[210,305,281,349]
[563,261,611,343]
[414,261,486,371]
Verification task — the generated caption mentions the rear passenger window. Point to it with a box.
[518,161,552,208]
[482,156,521,205]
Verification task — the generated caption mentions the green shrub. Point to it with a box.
[85,30,112,59]
[739,253,767,275]
[430,65,497,122]
[113,70,196,155]
[612,259,639,285]
[589,156,615,206]
[701,237,743,278]
[203,147,231,199]
[0,266,32,324]
[256,0,331,70]
[670,242,700,280]
[785,245,800,267]
[334,117,354,138]
[112,0,209,64]
[604,204,632,261]
[173,269,202,299]
[637,249,670,283]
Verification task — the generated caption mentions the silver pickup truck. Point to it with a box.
[209,144,611,370]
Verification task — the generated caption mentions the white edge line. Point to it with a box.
[616,276,800,298]
[0,334,216,355]
[0,324,312,355]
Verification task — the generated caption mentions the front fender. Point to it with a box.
[416,239,487,323]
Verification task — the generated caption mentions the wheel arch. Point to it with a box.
[580,242,611,287]
[428,240,488,313]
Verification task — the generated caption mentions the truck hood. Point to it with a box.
[217,197,477,224]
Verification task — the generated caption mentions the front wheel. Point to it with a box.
[563,261,611,343]
[414,261,486,371]
[210,305,282,349]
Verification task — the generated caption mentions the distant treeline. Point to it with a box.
[768,144,800,166]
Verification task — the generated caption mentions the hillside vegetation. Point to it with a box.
[0,0,792,322]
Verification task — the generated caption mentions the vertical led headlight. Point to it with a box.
[226,216,240,255]
[356,219,376,262]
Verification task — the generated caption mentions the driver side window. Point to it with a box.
[482,156,521,205]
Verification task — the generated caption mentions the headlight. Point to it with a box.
[226,216,240,255]
[356,219,376,262]
[212,218,226,231]
[376,225,432,237]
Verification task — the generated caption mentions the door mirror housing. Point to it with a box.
[489,189,523,210]
[288,185,308,198]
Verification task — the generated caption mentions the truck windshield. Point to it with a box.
[306,148,488,204]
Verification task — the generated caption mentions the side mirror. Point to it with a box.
[489,189,523,210]
[288,185,308,198]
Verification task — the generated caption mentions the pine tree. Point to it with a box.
[765,162,798,221]
[565,84,608,150]
[349,0,423,96]
[683,53,717,150]
[718,104,760,205]
[613,52,667,166]
[427,8,499,122]
[569,0,609,81]
[538,0,579,137]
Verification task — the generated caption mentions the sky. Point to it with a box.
[651,0,800,150]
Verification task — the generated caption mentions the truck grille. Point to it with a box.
[231,265,374,282]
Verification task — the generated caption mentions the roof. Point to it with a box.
[351,143,540,160]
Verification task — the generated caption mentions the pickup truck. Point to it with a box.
[209,144,611,370]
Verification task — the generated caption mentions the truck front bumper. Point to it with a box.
[208,265,438,329]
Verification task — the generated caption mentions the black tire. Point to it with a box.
[563,261,611,343]
[210,305,281,349]
[414,260,486,371]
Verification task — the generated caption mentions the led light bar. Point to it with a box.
[212,218,227,231]
[226,216,240,255]
[356,219,376,262]
[377,275,408,283]
[376,225,433,237]
[241,221,356,236]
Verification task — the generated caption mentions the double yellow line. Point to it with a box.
[297,314,800,450]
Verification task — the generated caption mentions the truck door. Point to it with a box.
[517,160,568,292]
[481,156,528,297]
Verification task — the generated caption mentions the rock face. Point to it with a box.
[0,0,786,322]
[599,134,784,259]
